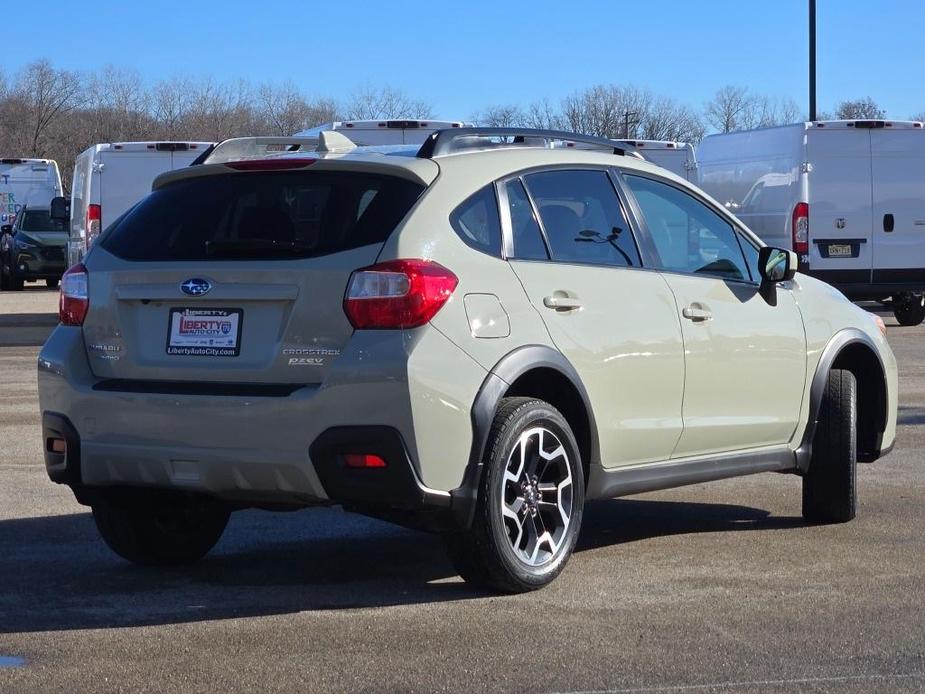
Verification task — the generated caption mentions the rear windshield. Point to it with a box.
[100,171,425,261]
[19,210,68,232]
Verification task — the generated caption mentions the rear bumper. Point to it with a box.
[36,324,482,510]
[808,268,925,299]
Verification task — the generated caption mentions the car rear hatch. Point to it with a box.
[80,158,436,386]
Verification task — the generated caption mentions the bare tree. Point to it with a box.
[835,97,885,120]
[473,104,526,127]
[705,85,801,133]
[523,99,565,130]
[343,85,432,120]
[10,60,84,156]
[258,82,337,135]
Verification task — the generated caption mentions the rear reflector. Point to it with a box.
[224,158,317,171]
[343,453,387,469]
[344,259,458,329]
[792,202,809,254]
[48,438,66,454]
[59,264,89,326]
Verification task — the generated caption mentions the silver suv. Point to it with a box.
[38,128,897,592]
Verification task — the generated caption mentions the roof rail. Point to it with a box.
[416,127,638,159]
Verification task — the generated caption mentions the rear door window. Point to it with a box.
[100,171,424,261]
[523,170,640,267]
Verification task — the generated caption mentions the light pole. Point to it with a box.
[809,0,817,121]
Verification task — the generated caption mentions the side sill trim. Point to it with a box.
[586,447,797,500]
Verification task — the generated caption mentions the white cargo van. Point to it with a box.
[294,119,469,145]
[697,120,925,325]
[68,141,212,264]
[624,140,697,182]
[0,158,63,225]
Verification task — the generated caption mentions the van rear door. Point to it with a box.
[806,126,873,284]
[99,148,174,230]
[870,126,925,285]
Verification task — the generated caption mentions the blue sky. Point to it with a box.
[6,0,925,121]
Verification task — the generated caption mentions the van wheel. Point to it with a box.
[92,492,230,566]
[893,292,925,326]
[445,397,585,593]
[802,369,857,524]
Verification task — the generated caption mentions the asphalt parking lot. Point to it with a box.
[0,283,922,693]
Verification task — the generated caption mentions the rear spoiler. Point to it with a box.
[191,136,320,166]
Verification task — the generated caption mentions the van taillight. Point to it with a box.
[86,204,102,248]
[343,260,458,329]
[59,264,88,326]
[792,202,809,254]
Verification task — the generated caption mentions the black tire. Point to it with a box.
[6,270,22,291]
[46,278,59,289]
[893,293,925,326]
[92,492,230,566]
[446,397,585,593]
[802,369,857,524]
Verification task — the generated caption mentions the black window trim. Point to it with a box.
[497,164,644,270]
[614,168,761,287]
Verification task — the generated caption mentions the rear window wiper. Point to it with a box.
[205,239,313,258]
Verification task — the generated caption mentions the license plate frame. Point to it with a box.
[827,243,853,258]
[166,307,243,357]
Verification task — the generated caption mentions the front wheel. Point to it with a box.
[893,292,925,326]
[446,397,585,593]
[92,491,230,566]
[802,369,857,523]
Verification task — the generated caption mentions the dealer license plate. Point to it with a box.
[166,308,242,357]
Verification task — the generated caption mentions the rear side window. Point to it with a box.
[100,171,424,261]
[524,170,640,267]
[450,185,502,257]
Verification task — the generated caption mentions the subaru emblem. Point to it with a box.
[181,278,212,296]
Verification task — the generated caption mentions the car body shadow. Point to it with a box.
[0,498,804,634]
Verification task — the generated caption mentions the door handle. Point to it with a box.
[884,213,895,232]
[543,295,582,311]
[682,304,712,322]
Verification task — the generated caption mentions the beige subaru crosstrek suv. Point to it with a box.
[38,128,897,593]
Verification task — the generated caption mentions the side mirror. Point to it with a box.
[0,224,11,235]
[49,196,70,222]
[758,246,797,284]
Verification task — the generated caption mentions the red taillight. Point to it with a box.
[59,264,88,326]
[792,202,809,254]
[224,158,317,171]
[343,454,387,469]
[86,204,102,250]
[343,259,458,329]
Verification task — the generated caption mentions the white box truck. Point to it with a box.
[0,158,63,225]
[625,140,697,182]
[697,120,925,325]
[294,119,469,145]
[68,141,212,264]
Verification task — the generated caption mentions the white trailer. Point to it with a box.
[0,158,62,225]
[68,141,212,264]
[625,140,697,182]
[697,120,925,325]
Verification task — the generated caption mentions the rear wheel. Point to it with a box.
[893,292,925,326]
[92,491,230,566]
[802,369,857,523]
[446,397,585,593]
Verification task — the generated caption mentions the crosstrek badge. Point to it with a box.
[166,308,242,357]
